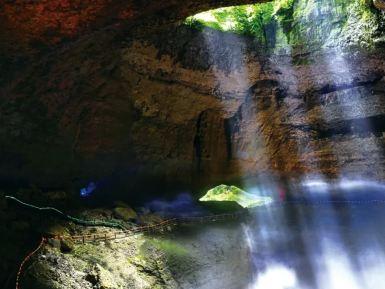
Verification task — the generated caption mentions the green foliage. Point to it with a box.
[273,0,295,36]
[274,0,296,17]
[138,238,191,273]
[184,0,385,51]
[233,4,275,41]
[184,17,205,31]
[185,2,275,44]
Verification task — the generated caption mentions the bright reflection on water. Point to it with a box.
[243,180,385,289]
[249,264,297,289]
[157,181,385,289]
[243,223,298,289]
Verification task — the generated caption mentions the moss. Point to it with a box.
[185,2,276,44]
[139,238,188,262]
[184,17,206,31]
[139,237,191,270]
[131,237,191,288]
[72,243,109,267]
[185,0,385,52]
[274,0,295,37]
[24,261,62,289]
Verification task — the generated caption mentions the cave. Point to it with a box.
[1,1,385,289]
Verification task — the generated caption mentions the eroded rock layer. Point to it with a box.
[1,0,385,194]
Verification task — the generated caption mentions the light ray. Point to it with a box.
[192,2,385,288]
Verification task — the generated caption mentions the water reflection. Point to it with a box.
[245,181,385,289]
[250,264,297,289]
[243,223,298,289]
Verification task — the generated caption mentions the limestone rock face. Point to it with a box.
[87,264,118,289]
[0,0,266,70]
[1,0,385,194]
[24,236,177,289]
[23,223,251,289]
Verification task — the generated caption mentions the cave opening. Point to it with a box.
[2,1,385,289]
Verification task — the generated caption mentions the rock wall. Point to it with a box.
[1,0,385,195]
[272,0,385,52]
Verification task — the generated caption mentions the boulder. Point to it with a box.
[47,237,74,253]
[87,264,118,289]
[48,238,61,250]
[374,0,385,10]
[138,214,164,225]
[113,206,137,221]
[60,238,74,253]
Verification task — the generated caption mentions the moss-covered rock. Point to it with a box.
[187,0,385,52]
[24,234,188,289]
[60,238,75,253]
[133,238,194,288]
[113,207,137,221]
[86,264,118,289]
[138,213,165,225]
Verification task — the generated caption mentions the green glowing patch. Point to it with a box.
[199,185,273,208]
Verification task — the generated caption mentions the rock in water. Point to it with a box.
[199,185,273,208]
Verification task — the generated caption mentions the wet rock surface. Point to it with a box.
[22,222,250,289]
[1,22,385,192]
[0,187,252,289]
[1,1,385,289]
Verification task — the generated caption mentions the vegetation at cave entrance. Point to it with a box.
[185,1,276,44]
[185,0,385,51]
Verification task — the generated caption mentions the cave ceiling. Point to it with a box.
[1,0,268,57]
